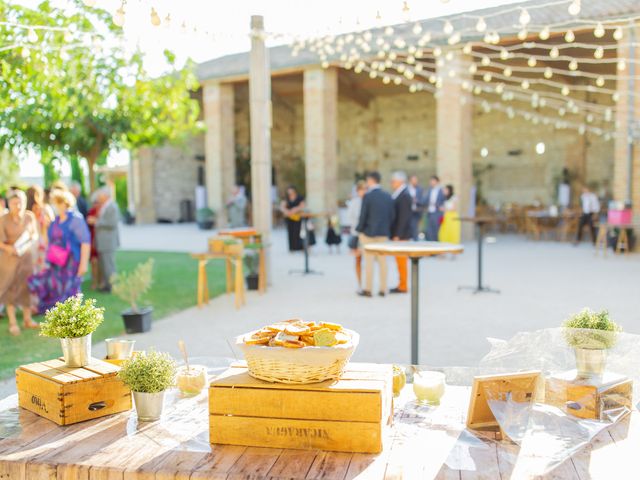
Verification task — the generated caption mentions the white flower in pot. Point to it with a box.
[39,295,105,367]
[563,308,621,379]
[118,350,176,421]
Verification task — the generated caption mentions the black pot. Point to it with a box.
[197,220,215,230]
[246,274,259,291]
[122,307,153,333]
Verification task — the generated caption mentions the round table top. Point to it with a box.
[364,241,464,257]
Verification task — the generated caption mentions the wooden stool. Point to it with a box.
[595,224,608,256]
[191,253,246,309]
[616,228,629,254]
[215,228,267,294]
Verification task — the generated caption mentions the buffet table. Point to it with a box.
[1,379,635,479]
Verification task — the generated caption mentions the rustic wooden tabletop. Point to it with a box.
[0,382,636,479]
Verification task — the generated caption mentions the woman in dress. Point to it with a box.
[280,186,305,252]
[26,185,55,273]
[438,184,461,244]
[29,190,91,313]
[0,190,39,335]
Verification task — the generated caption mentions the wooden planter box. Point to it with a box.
[209,363,393,453]
[16,358,131,426]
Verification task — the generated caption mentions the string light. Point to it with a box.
[517,29,527,41]
[564,29,575,42]
[443,21,454,35]
[549,46,559,58]
[568,0,581,16]
[527,57,537,67]
[150,8,161,27]
[519,9,531,26]
[113,5,126,27]
[593,22,605,38]
[594,46,604,59]
[476,17,487,33]
[544,67,553,78]
[27,28,38,43]
[569,59,578,70]
[539,26,550,40]
[613,27,623,41]
[596,76,605,87]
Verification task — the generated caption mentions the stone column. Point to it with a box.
[203,81,235,227]
[614,21,640,215]
[303,67,338,215]
[436,50,473,240]
[249,15,273,280]
[133,147,156,224]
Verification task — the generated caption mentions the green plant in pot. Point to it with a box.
[196,207,215,230]
[111,259,154,334]
[118,350,176,421]
[563,308,621,379]
[40,295,105,367]
[244,243,261,290]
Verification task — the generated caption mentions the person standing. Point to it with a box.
[356,171,394,297]
[226,185,247,228]
[280,186,305,252]
[69,181,88,219]
[346,181,367,288]
[438,185,461,245]
[86,192,104,290]
[390,172,413,294]
[0,190,39,335]
[91,188,120,292]
[424,175,445,241]
[26,185,55,273]
[575,184,600,245]
[29,190,90,313]
[407,174,424,240]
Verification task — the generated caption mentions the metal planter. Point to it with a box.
[60,333,92,367]
[133,391,166,421]
[574,348,607,380]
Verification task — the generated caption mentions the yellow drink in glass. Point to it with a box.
[413,371,445,406]
[176,365,207,397]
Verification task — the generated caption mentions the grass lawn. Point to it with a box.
[0,251,226,380]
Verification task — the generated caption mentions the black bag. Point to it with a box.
[348,234,359,249]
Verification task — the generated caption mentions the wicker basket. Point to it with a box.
[236,329,359,384]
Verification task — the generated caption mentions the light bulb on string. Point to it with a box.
[481,56,490,66]
[394,76,402,85]
[483,72,492,82]
[443,21,454,35]
[500,48,509,60]
[27,28,38,43]
[568,59,578,71]
[564,30,575,42]
[384,26,394,36]
[376,10,382,21]
[561,86,570,96]
[519,9,531,26]
[415,63,423,72]
[550,46,559,58]
[409,84,418,93]
[468,63,477,74]
[617,59,626,71]
[113,6,125,27]
[150,8,161,27]
[612,92,620,102]
[495,83,504,94]
[483,32,491,43]
[164,14,171,28]
[504,67,512,77]
[586,114,594,123]
[613,27,623,41]
[463,43,472,55]
[402,1,410,13]
[544,67,553,78]
[594,22,605,38]
[476,17,487,32]
[528,57,537,67]
[445,51,453,61]
[433,46,442,57]
[596,75,605,87]
[518,29,527,41]
[448,33,461,45]
[594,46,604,59]
[521,80,530,89]
[21,46,30,58]
[64,29,73,42]
[568,0,581,16]
[412,23,422,35]
[539,26,550,40]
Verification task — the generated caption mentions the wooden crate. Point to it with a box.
[209,363,393,453]
[545,370,633,420]
[15,358,132,426]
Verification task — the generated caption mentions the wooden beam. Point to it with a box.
[338,72,372,108]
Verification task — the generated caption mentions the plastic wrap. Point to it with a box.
[398,328,638,478]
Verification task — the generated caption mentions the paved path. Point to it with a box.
[2,224,638,397]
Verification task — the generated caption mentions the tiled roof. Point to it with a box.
[197,0,640,81]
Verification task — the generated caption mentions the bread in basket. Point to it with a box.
[236,320,359,384]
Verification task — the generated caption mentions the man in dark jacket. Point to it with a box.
[356,171,394,297]
[390,171,413,293]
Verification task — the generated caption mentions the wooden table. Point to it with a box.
[190,252,245,309]
[213,228,267,293]
[1,382,636,479]
[364,241,463,364]
[457,216,500,294]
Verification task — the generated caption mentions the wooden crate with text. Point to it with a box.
[209,363,393,453]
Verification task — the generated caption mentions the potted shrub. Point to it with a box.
[111,259,154,334]
[118,350,176,421]
[196,207,215,230]
[563,308,621,379]
[244,243,261,290]
[40,295,105,367]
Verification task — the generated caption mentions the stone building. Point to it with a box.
[129,0,640,228]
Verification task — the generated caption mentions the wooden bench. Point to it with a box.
[190,252,246,309]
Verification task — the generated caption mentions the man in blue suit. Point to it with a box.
[424,175,445,241]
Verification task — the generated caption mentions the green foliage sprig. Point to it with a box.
[111,259,154,313]
[40,295,104,339]
[563,308,622,349]
[118,350,176,393]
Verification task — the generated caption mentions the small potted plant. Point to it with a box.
[563,308,621,379]
[196,207,215,230]
[118,350,176,421]
[223,238,243,255]
[209,235,233,253]
[40,295,105,367]
[111,259,154,333]
[243,243,261,290]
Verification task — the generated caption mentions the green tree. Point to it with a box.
[0,0,203,192]
[0,148,20,193]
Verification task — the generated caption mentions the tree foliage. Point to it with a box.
[0,0,203,191]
